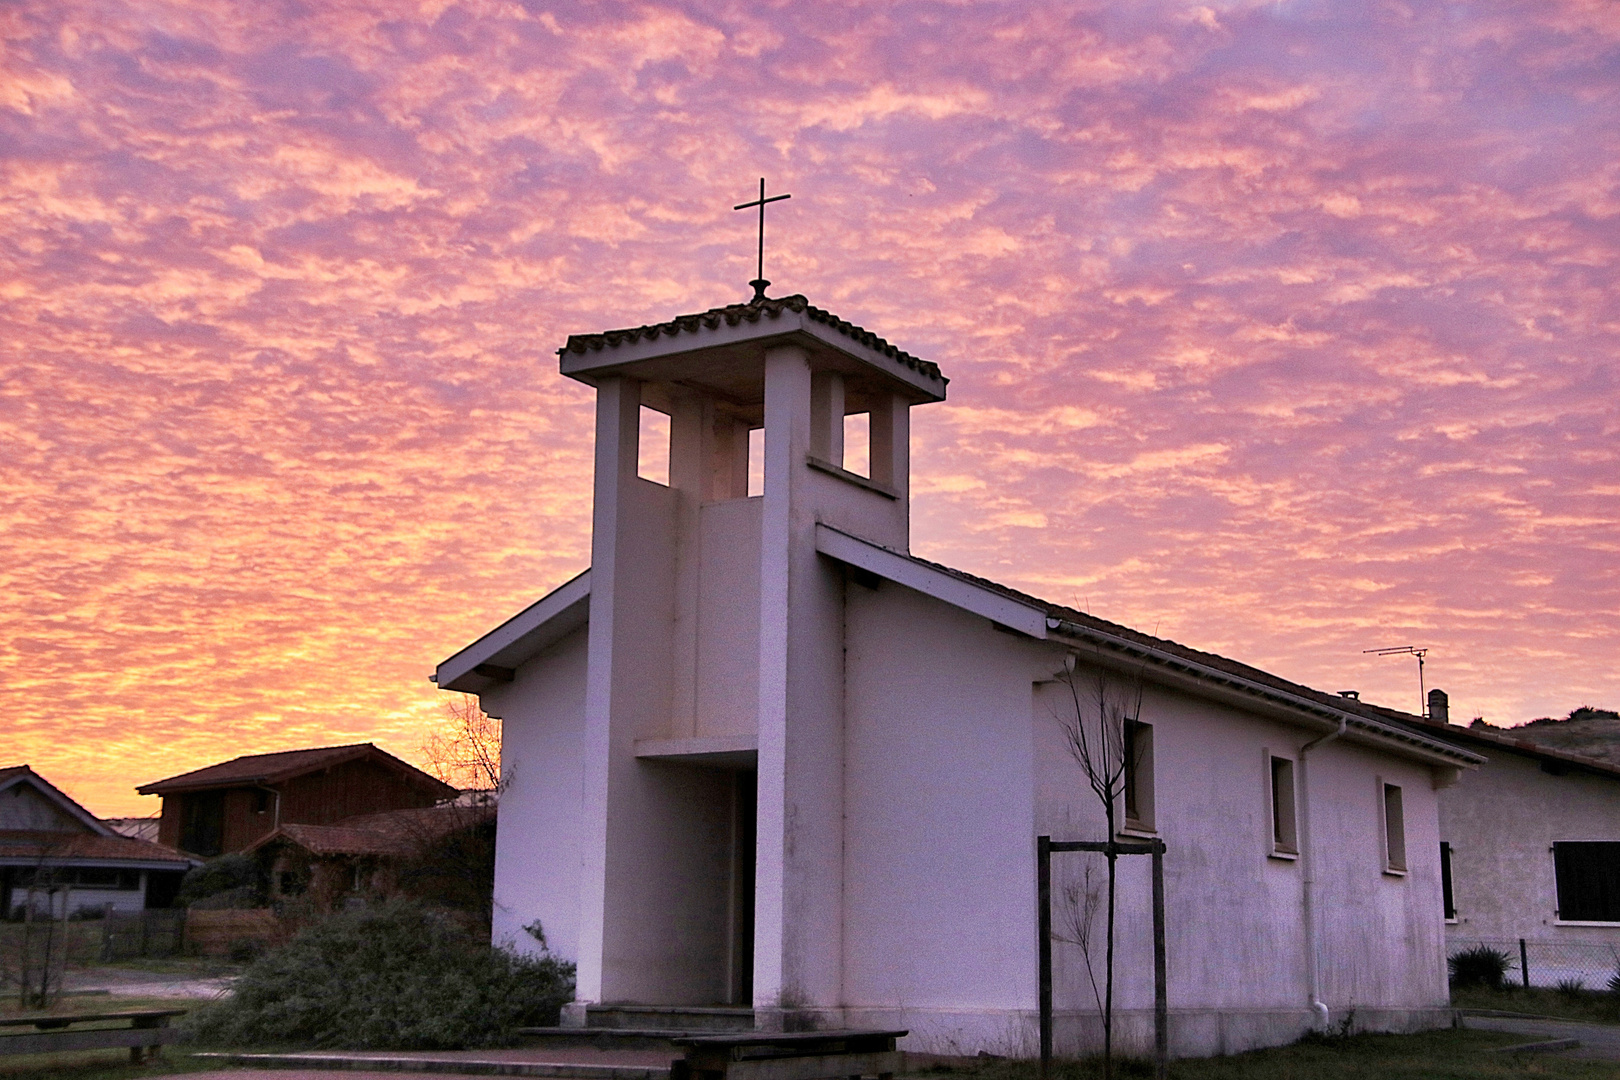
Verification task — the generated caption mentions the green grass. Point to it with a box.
[0,995,215,1080]
[922,1028,1620,1079]
[1454,984,1620,1025]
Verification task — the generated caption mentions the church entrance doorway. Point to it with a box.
[729,769,756,1006]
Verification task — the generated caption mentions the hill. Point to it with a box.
[1471,707,1620,766]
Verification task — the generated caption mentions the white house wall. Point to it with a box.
[483,624,589,961]
[1442,751,1620,951]
[1309,740,1447,1013]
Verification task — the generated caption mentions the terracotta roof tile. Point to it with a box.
[137,743,455,798]
[0,830,192,865]
[249,805,492,858]
[558,294,945,384]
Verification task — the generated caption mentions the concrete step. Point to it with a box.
[584,1006,755,1032]
[516,1028,689,1052]
[192,1050,672,1080]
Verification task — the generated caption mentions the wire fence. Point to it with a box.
[1449,936,1620,991]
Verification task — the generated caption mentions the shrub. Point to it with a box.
[226,937,266,964]
[186,899,574,1050]
[1448,945,1513,990]
[178,854,266,908]
[1607,967,1620,995]
[1558,977,1586,999]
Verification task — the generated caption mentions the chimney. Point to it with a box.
[1428,688,1449,723]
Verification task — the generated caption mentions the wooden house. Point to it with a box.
[1,765,195,916]
[137,743,456,858]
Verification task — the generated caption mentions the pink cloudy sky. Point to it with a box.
[4,0,1617,817]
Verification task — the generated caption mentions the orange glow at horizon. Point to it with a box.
[3,0,1617,817]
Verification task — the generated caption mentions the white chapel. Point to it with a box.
[436,291,1483,1057]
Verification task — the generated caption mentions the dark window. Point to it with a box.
[12,868,140,889]
[1122,720,1155,829]
[179,791,225,856]
[1440,842,1456,919]
[1382,783,1406,872]
[1270,757,1297,854]
[1554,842,1620,922]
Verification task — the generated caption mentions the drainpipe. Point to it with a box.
[1298,715,1347,1029]
[254,786,282,830]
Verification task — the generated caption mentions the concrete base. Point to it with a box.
[559,1003,591,1029]
[746,1004,1458,1059]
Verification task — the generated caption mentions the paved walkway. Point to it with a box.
[160,1073,508,1080]
[1463,1013,1620,1061]
[62,967,234,999]
[191,1048,674,1080]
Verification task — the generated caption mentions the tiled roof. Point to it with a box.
[863,542,1611,776]
[0,830,193,866]
[137,743,455,798]
[249,806,492,858]
[0,765,115,834]
[558,294,945,384]
[1381,712,1620,783]
[849,541,1480,763]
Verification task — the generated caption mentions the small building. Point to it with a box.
[245,804,495,913]
[1,766,195,917]
[137,743,457,858]
[1395,693,1620,988]
[436,292,1485,1057]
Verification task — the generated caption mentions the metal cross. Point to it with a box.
[734,178,791,303]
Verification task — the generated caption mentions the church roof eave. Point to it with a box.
[557,295,947,405]
[434,569,591,693]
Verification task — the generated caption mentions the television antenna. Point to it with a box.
[1363,646,1429,718]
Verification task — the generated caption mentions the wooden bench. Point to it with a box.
[0,1008,186,1063]
[671,1029,906,1080]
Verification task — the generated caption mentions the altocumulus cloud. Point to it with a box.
[0,0,1616,812]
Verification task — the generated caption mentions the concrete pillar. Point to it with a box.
[755,346,847,1016]
[576,375,642,1004]
[810,371,845,466]
[869,392,909,499]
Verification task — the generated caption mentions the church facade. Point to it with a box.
[437,294,1482,1057]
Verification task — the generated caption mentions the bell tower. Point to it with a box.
[558,294,947,1015]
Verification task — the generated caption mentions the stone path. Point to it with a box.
[63,967,234,999]
[1463,1012,1620,1061]
[160,1073,509,1080]
[190,1047,674,1080]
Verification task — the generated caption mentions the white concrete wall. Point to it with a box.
[695,496,762,740]
[6,885,146,917]
[482,624,588,960]
[841,581,1040,1042]
[1442,750,1620,949]
[836,579,1452,1056]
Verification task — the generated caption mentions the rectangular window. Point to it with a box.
[842,412,870,477]
[1122,720,1155,831]
[748,426,765,497]
[1440,842,1456,919]
[1553,842,1620,922]
[637,405,670,486]
[1382,782,1407,874]
[1269,755,1298,855]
